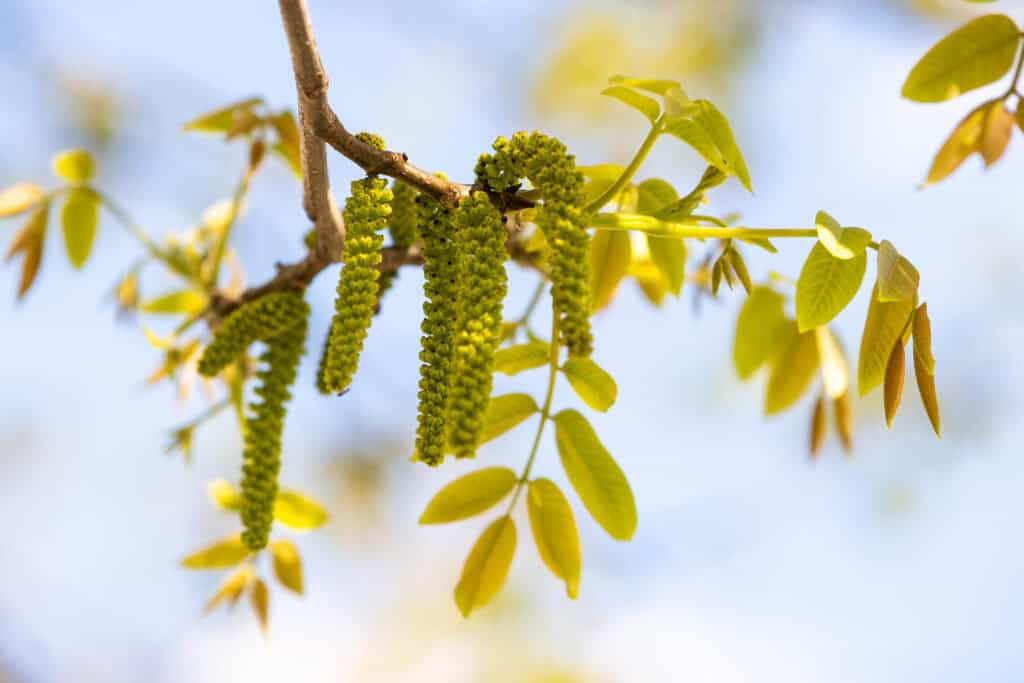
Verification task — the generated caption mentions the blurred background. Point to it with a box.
[2,0,1023,681]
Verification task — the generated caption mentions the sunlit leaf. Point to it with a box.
[876,240,920,302]
[884,340,907,428]
[52,149,95,184]
[180,534,249,569]
[270,111,302,178]
[419,467,518,525]
[810,393,827,457]
[601,86,660,122]
[0,183,45,218]
[454,516,516,618]
[608,75,681,95]
[5,203,48,300]
[561,357,617,412]
[270,539,303,595]
[764,322,820,415]
[663,99,752,191]
[912,303,941,437]
[646,235,686,296]
[901,14,1020,102]
[553,409,636,540]
[588,228,631,311]
[628,258,668,306]
[204,564,254,612]
[858,283,916,396]
[183,97,263,133]
[141,289,207,315]
[208,479,242,511]
[815,211,871,260]
[834,390,854,452]
[527,478,581,599]
[815,326,850,399]
[249,576,269,633]
[924,100,1014,184]
[733,286,787,379]
[274,490,328,530]
[493,342,549,376]
[481,393,539,443]
[979,102,1014,165]
[635,179,678,214]
[795,242,867,332]
[60,187,99,269]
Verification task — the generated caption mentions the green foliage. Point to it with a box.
[454,516,517,618]
[857,283,917,397]
[480,393,539,443]
[733,286,787,379]
[560,357,617,412]
[527,478,581,599]
[795,241,866,332]
[419,467,518,524]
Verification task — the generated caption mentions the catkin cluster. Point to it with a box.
[197,291,309,551]
[377,180,419,297]
[475,132,593,357]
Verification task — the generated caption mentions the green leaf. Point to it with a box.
[419,467,518,525]
[270,111,302,178]
[180,534,249,569]
[493,342,549,376]
[588,228,631,311]
[733,286,788,379]
[857,283,917,396]
[579,164,626,182]
[663,99,752,192]
[608,75,681,95]
[901,14,1020,102]
[0,182,45,218]
[553,409,637,540]
[646,235,687,296]
[273,490,328,530]
[183,97,263,133]
[52,149,95,184]
[140,289,208,315]
[635,179,679,214]
[815,211,871,259]
[601,86,660,123]
[454,516,516,618]
[60,187,99,269]
[653,166,727,221]
[527,478,581,599]
[269,539,304,595]
[764,322,820,415]
[876,240,920,302]
[207,479,242,511]
[795,242,867,332]
[481,393,539,443]
[561,357,617,412]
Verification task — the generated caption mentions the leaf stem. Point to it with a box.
[584,117,665,214]
[94,190,166,260]
[207,165,254,288]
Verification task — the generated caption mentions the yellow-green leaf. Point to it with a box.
[912,303,935,375]
[419,467,518,525]
[270,111,301,178]
[553,409,636,541]
[183,97,263,133]
[979,101,1014,165]
[273,490,328,530]
[493,342,549,376]
[901,14,1020,102]
[733,286,788,379]
[481,393,539,443]
[249,576,269,633]
[926,103,987,184]
[527,478,581,599]
[454,516,516,618]
[608,75,681,95]
[601,86,660,123]
[884,340,907,429]
[876,240,920,302]
[913,343,942,439]
[270,539,303,595]
[588,229,631,311]
[561,357,617,412]
[60,187,99,269]
[207,479,242,511]
[180,534,249,569]
[765,322,820,415]
[0,182,45,218]
[858,282,916,396]
[646,235,686,296]
[629,258,668,306]
[141,289,207,315]
[635,178,678,214]
[204,565,254,612]
[795,242,867,332]
[663,99,752,192]
[815,211,872,260]
[815,326,850,399]
[5,203,48,300]
[52,149,95,184]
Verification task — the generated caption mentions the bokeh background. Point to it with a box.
[2,1,1023,681]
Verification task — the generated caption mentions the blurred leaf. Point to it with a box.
[181,534,249,569]
[884,340,907,428]
[810,393,827,457]
[561,357,617,412]
[912,303,941,437]
[608,75,682,95]
[635,178,679,214]
[901,14,1019,102]
[0,183,45,218]
[733,286,787,379]
[601,86,660,122]
[204,564,253,612]
[663,99,751,191]
[454,516,516,618]
[274,490,329,530]
[481,393,539,443]
[858,283,916,396]
[877,240,920,302]
[764,322,820,415]
[978,102,1014,165]
[141,289,207,315]
[52,149,95,184]
[646,235,687,296]
[925,100,1013,183]
[727,249,752,294]
[183,97,263,133]
[249,576,269,633]
[589,229,631,310]
[270,111,302,178]
[60,187,99,269]
[208,479,242,511]
[834,391,854,452]
[553,409,636,540]
[628,258,668,306]
[494,342,549,376]
[270,539,303,595]
[815,211,871,259]
[419,467,518,524]
[815,327,850,399]
[5,203,48,299]
[527,478,581,599]
[795,242,867,332]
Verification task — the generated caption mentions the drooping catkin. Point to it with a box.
[475,131,593,357]
[414,194,461,466]
[197,292,309,377]
[377,180,419,298]
[445,191,509,459]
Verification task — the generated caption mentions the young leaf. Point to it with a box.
[884,341,907,428]
[629,258,668,306]
[183,97,263,133]
[52,149,95,184]
[925,102,994,184]
[180,534,250,569]
[858,283,916,396]
[553,409,637,541]
[5,203,48,300]
[274,490,328,530]
[140,289,208,315]
[815,211,871,259]
[0,182,45,218]
[979,102,1014,165]
[635,179,679,214]
[834,391,854,453]
[662,99,752,192]
[454,516,516,618]
[249,576,269,633]
[589,229,631,311]
[601,86,660,123]
[527,478,581,599]
[204,565,254,612]
[608,75,682,95]
[765,322,820,415]
[270,111,302,177]
[208,479,242,511]
[493,342,549,376]
[876,241,920,302]
[646,235,686,296]
[901,14,1020,102]
[733,286,787,379]
[419,467,518,525]
[60,187,99,269]
[481,393,539,443]
[795,242,867,332]
[654,166,727,221]
[912,304,941,437]
[810,393,827,458]
[270,539,303,595]
[727,249,752,295]
[561,357,617,412]
[815,326,850,399]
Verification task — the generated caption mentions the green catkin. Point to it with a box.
[445,192,509,459]
[475,131,593,357]
[377,180,419,298]
[317,135,393,394]
[414,194,461,466]
[197,291,309,552]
